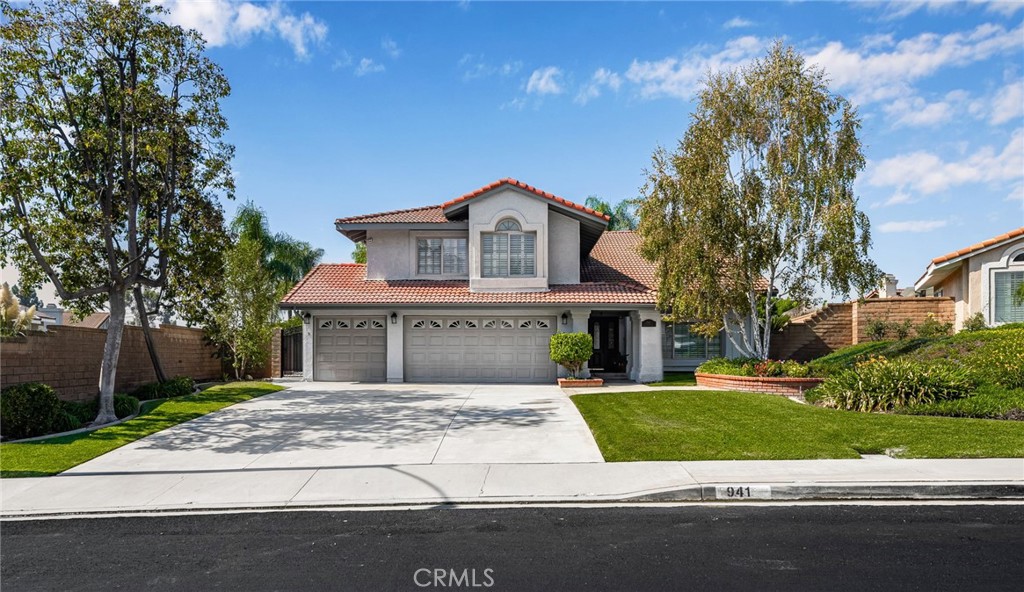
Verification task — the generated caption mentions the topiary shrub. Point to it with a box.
[810,357,976,413]
[549,332,593,378]
[0,383,62,440]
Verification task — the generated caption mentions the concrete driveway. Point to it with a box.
[66,382,604,474]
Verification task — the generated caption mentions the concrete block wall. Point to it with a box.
[1,325,222,402]
[851,297,955,344]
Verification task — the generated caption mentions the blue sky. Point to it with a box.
[164,0,1024,293]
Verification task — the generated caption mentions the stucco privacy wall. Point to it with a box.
[1,325,221,402]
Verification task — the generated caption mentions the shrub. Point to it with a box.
[51,409,84,433]
[753,359,784,377]
[697,358,757,377]
[896,385,1024,419]
[0,383,62,440]
[864,317,889,341]
[915,313,953,338]
[549,332,593,378]
[113,394,139,418]
[810,358,976,413]
[132,376,196,401]
[782,360,810,378]
[891,319,914,341]
[61,400,95,425]
[961,312,987,332]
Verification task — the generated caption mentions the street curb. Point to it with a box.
[629,482,1024,502]
[3,482,1022,519]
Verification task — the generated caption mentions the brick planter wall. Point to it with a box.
[0,325,222,402]
[696,372,824,397]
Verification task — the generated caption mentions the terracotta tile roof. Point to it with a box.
[68,312,109,329]
[931,226,1024,264]
[336,205,448,224]
[441,178,610,221]
[281,264,655,306]
[582,231,656,289]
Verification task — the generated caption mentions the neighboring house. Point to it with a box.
[281,178,740,384]
[915,226,1024,330]
[68,312,110,330]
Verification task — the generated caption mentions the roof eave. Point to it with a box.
[914,260,961,292]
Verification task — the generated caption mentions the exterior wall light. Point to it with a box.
[561,312,569,326]
[391,312,398,324]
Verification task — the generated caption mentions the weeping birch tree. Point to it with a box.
[0,0,233,423]
[637,42,880,360]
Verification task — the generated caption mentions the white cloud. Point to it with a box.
[381,36,401,59]
[526,66,565,95]
[876,1,1023,20]
[355,58,385,76]
[878,220,949,233]
[500,97,528,111]
[625,36,766,100]
[882,190,918,207]
[807,22,1024,104]
[159,0,328,59]
[723,17,755,29]
[990,79,1024,124]
[869,128,1024,194]
[575,68,623,105]
[883,95,955,127]
[459,55,522,81]
[332,51,353,71]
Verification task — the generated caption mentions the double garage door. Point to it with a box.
[404,316,557,383]
[313,317,387,381]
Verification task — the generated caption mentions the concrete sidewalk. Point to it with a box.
[2,457,1021,517]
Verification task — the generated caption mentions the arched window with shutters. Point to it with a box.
[482,217,535,277]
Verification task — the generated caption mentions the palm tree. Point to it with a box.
[231,202,324,295]
[584,196,638,230]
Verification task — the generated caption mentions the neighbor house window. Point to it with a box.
[993,270,1024,324]
[482,218,535,277]
[662,323,722,359]
[417,238,467,275]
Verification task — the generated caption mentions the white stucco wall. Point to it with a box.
[548,211,580,285]
[365,229,412,280]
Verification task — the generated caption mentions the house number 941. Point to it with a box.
[715,485,772,500]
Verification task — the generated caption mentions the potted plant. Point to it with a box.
[549,332,603,387]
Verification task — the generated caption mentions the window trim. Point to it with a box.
[983,246,1024,326]
[412,234,468,278]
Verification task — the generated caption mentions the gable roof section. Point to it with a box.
[441,178,610,222]
[335,204,448,225]
[280,264,655,306]
[915,226,1024,290]
[582,231,656,289]
[930,226,1024,265]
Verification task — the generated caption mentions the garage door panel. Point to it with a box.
[405,316,556,383]
[314,316,386,382]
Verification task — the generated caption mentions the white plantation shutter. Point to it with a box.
[482,233,508,277]
[442,238,467,274]
[993,271,1024,323]
[417,239,441,274]
[509,233,536,276]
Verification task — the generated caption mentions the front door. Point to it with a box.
[588,316,623,372]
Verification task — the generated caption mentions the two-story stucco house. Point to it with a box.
[914,226,1024,330]
[281,178,735,384]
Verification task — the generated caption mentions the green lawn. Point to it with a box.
[0,382,284,478]
[572,390,1024,461]
[647,372,697,387]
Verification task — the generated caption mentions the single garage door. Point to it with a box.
[404,316,557,383]
[314,316,387,381]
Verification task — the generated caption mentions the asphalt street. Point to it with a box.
[2,504,1022,591]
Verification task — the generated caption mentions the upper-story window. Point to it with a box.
[482,218,535,277]
[993,250,1024,324]
[417,238,467,275]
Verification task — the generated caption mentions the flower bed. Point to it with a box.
[695,372,823,397]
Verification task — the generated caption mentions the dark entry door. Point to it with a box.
[588,316,623,372]
[281,326,303,374]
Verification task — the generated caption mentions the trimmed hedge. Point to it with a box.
[697,357,813,378]
[0,383,63,440]
[132,376,196,401]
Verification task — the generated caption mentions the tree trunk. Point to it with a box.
[95,288,127,424]
[134,285,167,383]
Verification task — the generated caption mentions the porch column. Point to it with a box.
[302,314,314,381]
[634,309,664,383]
[566,307,592,378]
[386,311,404,383]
